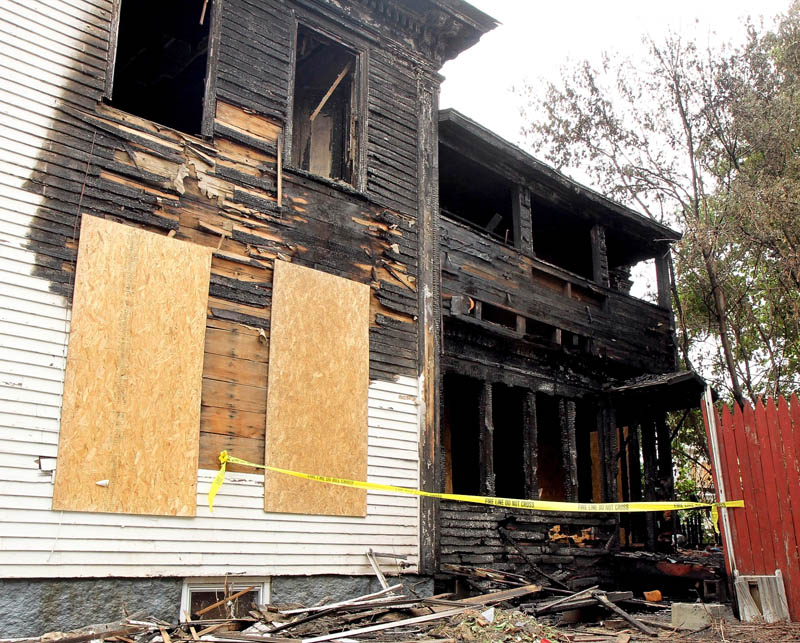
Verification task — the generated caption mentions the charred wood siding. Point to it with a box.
[217,0,292,121]
[12,0,423,472]
[366,50,418,216]
[439,502,615,589]
[441,218,675,375]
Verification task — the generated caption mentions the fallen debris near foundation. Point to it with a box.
[7,571,800,643]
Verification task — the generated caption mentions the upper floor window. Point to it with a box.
[108,0,211,135]
[439,143,516,246]
[291,25,358,184]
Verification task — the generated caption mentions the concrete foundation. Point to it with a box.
[0,578,183,638]
[0,575,433,638]
[270,574,433,606]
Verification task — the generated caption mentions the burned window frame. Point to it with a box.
[103,0,220,137]
[438,141,521,249]
[284,17,368,191]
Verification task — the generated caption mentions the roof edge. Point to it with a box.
[439,108,681,242]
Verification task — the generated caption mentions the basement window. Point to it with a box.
[181,578,270,620]
[291,25,358,183]
[109,0,211,135]
[439,144,516,246]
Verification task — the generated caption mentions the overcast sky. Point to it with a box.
[440,0,790,148]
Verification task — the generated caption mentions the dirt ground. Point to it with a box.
[427,607,800,642]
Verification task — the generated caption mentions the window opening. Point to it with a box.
[480,302,518,330]
[110,0,210,134]
[181,579,269,620]
[525,317,558,346]
[492,384,526,499]
[536,394,565,500]
[531,204,593,279]
[292,25,357,183]
[439,144,515,246]
[442,374,482,495]
[626,258,658,303]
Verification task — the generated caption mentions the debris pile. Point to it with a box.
[8,564,800,642]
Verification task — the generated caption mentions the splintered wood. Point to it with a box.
[264,260,369,516]
[52,216,212,516]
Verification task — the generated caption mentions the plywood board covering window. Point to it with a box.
[265,261,369,516]
[52,216,212,516]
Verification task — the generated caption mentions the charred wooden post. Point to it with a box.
[560,399,578,502]
[626,423,644,544]
[522,390,538,500]
[654,244,672,310]
[640,416,659,549]
[603,407,618,503]
[655,414,674,498]
[590,224,609,288]
[417,68,442,575]
[513,185,533,255]
[618,425,630,502]
[479,381,496,496]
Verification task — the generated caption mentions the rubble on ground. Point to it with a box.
[5,564,800,643]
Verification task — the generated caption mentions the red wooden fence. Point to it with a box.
[705,395,800,621]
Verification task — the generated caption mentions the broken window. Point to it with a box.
[624,258,659,303]
[109,0,211,134]
[439,144,516,246]
[531,204,593,279]
[182,579,269,620]
[291,25,358,183]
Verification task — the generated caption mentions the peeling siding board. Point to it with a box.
[265,260,369,516]
[52,216,211,516]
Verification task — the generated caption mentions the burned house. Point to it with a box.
[0,0,703,635]
[434,110,706,588]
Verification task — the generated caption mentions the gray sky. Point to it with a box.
[440,0,789,147]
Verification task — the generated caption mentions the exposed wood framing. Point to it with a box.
[560,398,578,502]
[479,381,495,497]
[522,390,538,500]
[416,67,441,574]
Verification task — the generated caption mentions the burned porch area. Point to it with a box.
[433,110,708,592]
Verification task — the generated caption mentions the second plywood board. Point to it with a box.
[265,261,369,516]
[52,216,212,516]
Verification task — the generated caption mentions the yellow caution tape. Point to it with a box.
[208,450,744,526]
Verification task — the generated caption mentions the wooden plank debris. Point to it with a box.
[310,62,353,122]
[11,582,800,643]
[195,585,256,617]
[591,591,658,636]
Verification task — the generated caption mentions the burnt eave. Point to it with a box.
[439,108,682,247]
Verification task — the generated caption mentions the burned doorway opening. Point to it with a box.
[441,374,601,503]
[109,0,212,135]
